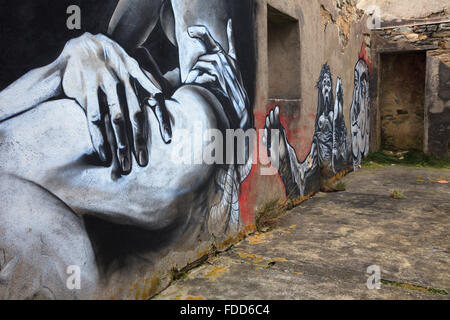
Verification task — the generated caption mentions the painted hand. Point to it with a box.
[59,33,162,174]
[186,20,249,129]
[263,106,288,166]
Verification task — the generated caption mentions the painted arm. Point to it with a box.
[107,0,165,52]
[263,106,319,198]
[185,20,249,130]
[0,32,162,173]
[107,0,175,93]
[0,61,63,123]
[0,0,167,176]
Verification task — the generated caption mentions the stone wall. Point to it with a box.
[425,51,450,157]
[358,0,449,27]
[380,52,426,151]
[377,22,450,50]
[370,20,450,157]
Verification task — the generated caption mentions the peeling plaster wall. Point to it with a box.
[358,0,449,26]
[425,51,450,157]
[248,0,371,208]
[320,0,365,48]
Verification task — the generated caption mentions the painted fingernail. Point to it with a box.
[161,124,172,144]
[138,150,148,167]
[121,156,130,173]
[147,97,158,108]
[98,145,107,162]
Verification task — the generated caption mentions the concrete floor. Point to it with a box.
[155,166,450,300]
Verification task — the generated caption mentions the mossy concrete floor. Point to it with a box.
[155,166,449,300]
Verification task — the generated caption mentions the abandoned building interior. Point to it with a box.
[0,0,448,300]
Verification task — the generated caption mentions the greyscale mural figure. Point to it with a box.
[350,57,371,170]
[314,64,349,172]
[264,64,349,197]
[0,0,255,299]
[264,55,370,198]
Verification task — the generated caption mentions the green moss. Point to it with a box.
[333,181,347,191]
[170,269,188,281]
[390,189,405,199]
[255,199,287,232]
[362,150,450,169]
[381,279,448,295]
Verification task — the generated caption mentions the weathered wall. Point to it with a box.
[249,0,371,207]
[425,51,450,157]
[0,0,371,300]
[358,0,449,27]
[370,20,450,156]
[380,52,426,151]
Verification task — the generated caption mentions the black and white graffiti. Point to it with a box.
[0,0,255,299]
[264,105,320,198]
[350,58,370,170]
[264,55,370,198]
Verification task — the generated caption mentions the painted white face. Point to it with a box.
[322,73,332,106]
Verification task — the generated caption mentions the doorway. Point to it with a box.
[380,52,426,151]
[267,5,300,100]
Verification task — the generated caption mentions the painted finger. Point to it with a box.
[124,80,148,167]
[187,25,222,53]
[274,106,280,125]
[222,67,246,112]
[193,61,219,77]
[195,73,217,84]
[108,41,162,95]
[198,53,222,65]
[227,19,237,60]
[265,115,272,156]
[219,58,246,98]
[186,69,201,84]
[102,112,122,176]
[193,61,225,88]
[200,51,237,70]
[262,127,268,146]
[102,74,131,174]
[146,95,172,144]
[86,92,108,162]
[125,56,162,96]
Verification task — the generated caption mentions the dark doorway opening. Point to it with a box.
[267,5,300,100]
[380,52,426,152]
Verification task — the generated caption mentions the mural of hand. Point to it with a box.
[263,106,287,167]
[59,33,162,173]
[186,20,249,129]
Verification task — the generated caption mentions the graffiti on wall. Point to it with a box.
[0,0,255,299]
[264,46,370,197]
[350,46,371,170]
